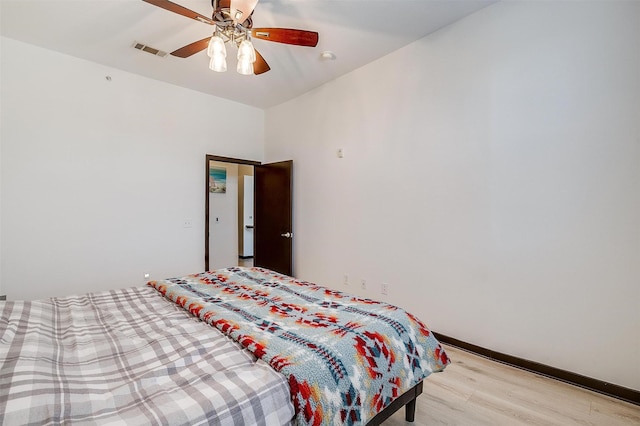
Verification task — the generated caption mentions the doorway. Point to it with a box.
[204,155,293,275]
[206,156,259,271]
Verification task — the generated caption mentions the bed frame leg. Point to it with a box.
[405,398,417,422]
[365,381,423,425]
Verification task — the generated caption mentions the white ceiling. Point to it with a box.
[1,0,495,109]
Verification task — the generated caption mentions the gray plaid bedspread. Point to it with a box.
[0,286,294,425]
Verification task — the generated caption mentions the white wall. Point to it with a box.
[0,37,264,300]
[265,1,640,390]
[209,161,239,269]
[237,166,255,257]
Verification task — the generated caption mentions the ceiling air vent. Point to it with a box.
[132,42,168,58]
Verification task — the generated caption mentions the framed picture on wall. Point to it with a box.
[209,166,227,193]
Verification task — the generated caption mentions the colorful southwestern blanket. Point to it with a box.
[149,267,450,426]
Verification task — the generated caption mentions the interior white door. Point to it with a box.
[242,175,254,257]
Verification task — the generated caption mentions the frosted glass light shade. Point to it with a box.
[236,58,254,75]
[237,40,256,63]
[209,53,227,72]
[207,35,226,58]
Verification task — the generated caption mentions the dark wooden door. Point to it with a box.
[254,160,293,276]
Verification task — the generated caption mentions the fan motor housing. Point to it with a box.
[212,0,253,28]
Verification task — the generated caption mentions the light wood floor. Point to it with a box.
[384,345,640,425]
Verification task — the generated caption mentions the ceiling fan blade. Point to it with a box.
[171,37,211,58]
[253,49,270,75]
[142,0,215,25]
[251,28,318,47]
[230,0,259,24]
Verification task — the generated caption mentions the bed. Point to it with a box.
[0,267,449,425]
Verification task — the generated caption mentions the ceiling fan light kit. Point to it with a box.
[142,0,319,76]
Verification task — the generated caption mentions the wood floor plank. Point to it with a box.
[382,345,640,425]
[588,393,640,425]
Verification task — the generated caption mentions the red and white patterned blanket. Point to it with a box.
[150,267,449,425]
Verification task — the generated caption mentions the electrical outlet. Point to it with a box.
[360,279,367,290]
[183,218,193,228]
[144,273,150,281]
[381,283,388,295]
[343,274,349,286]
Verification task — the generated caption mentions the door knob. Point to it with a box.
[280,232,292,238]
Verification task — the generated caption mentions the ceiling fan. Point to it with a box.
[142,0,319,75]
